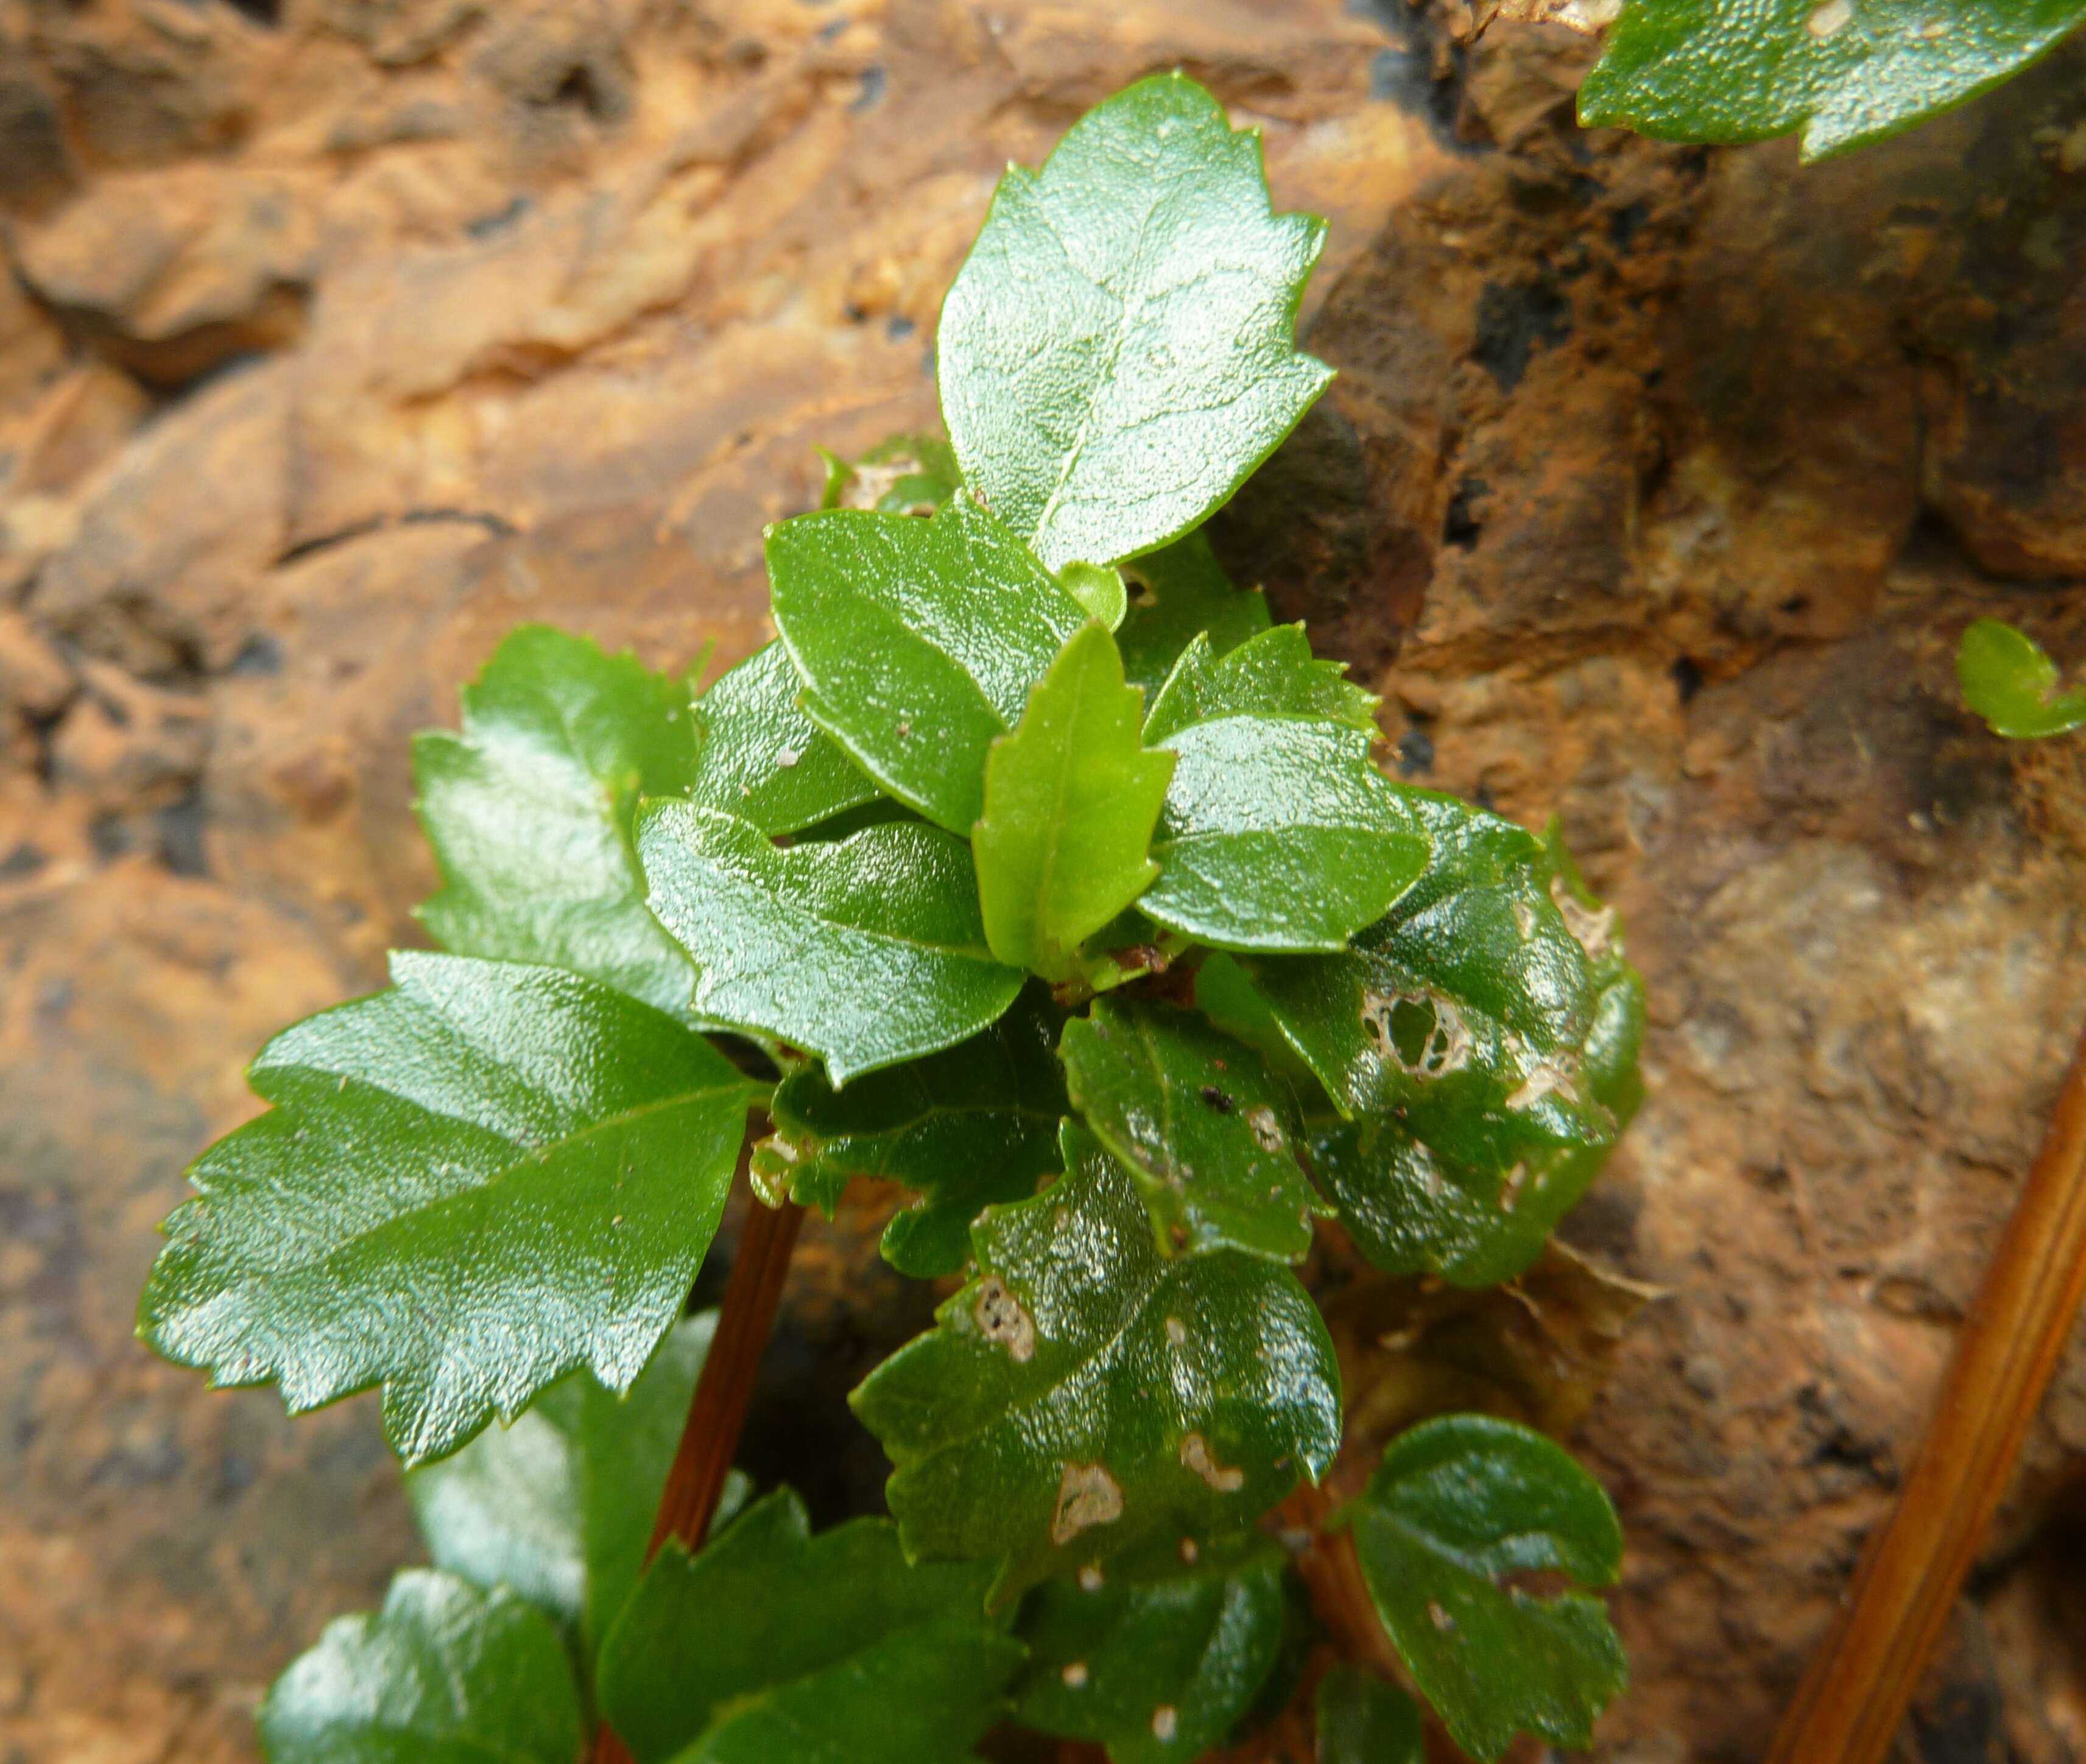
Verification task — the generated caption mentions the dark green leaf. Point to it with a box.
[259,1569,584,1764]
[1578,0,2086,160]
[1957,616,2086,740]
[973,623,1175,982]
[139,952,754,1465]
[414,625,700,1016]
[819,433,962,514]
[939,73,1332,571]
[1236,796,1642,1286]
[1012,1531,1288,1764]
[639,803,1025,1084]
[406,1313,747,1663]
[852,1121,1342,1601]
[1116,532,1271,695]
[1144,625,1377,746]
[1141,716,1429,953]
[1314,1666,1424,1764]
[597,1489,1024,1764]
[758,985,1068,1279]
[1342,1415,1625,1762]
[766,496,1090,834]
[688,641,881,836]
[1059,998,1316,1263]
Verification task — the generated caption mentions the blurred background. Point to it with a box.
[1,2,2084,1759]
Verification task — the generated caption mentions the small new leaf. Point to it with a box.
[597,1489,1024,1764]
[414,625,700,1015]
[1144,625,1378,746]
[640,803,1025,1084]
[1342,1415,1626,1762]
[767,496,1090,834]
[1314,1666,1425,1764]
[760,985,1068,1278]
[139,953,753,1464]
[974,623,1175,981]
[1958,616,2086,740]
[688,640,881,834]
[852,1121,1342,1601]
[1012,1531,1289,1764]
[1116,531,1272,694]
[938,73,1333,571]
[1060,998,1317,1263]
[259,1570,583,1764]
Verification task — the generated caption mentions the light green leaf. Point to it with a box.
[938,72,1333,571]
[1012,1531,1288,1764]
[1144,625,1377,746]
[1314,1667,1424,1764]
[1958,616,2086,740]
[852,1121,1342,1601]
[1235,797,1643,1286]
[1141,715,1429,953]
[1577,0,2086,160]
[596,1489,1024,1764]
[639,803,1024,1084]
[1059,562,1130,630]
[259,1570,584,1764]
[406,1313,748,1665]
[414,625,700,1016]
[139,953,755,1466]
[1116,531,1271,694]
[819,432,962,514]
[1059,998,1316,1263]
[688,641,882,835]
[973,623,1175,982]
[758,984,1068,1279]
[766,496,1091,834]
[1342,1416,1626,1762]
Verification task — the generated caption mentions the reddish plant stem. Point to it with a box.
[590,1193,806,1764]
[1766,1012,2086,1764]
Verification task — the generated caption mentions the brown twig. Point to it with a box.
[590,1193,806,1764]
[1766,1012,2086,1764]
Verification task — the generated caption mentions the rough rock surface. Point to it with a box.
[0,3,2082,1762]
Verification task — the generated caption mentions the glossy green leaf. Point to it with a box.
[1958,616,2086,740]
[1059,998,1316,1263]
[687,641,882,835]
[414,625,700,1015]
[1012,1530,1288,1763]
[1144,625,1376,746]
[1116,531,1271,694]
[939,73,1332,571]
[819,432,962,514]
[259,1570,584,1764]
[406,1313,747,1664]
[758,986,1068,1278]
[1314,1666,1424,1764]
[597,1489,1024,1764]
[639,803,1025,1084]
[1141,714,1428,953]
[1236,796,1641,1286]
[852,1121,1342,1601]
[1060,562,1130,630]
[973,623,1175,982]
[1578,0,2086,160]
[766,496,1090,834]
[1342,1416,1625,1762]
[139,953,754,1466]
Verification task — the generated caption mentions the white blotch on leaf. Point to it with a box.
[975,1275,1035,1363]
[1806,0,1851,34]
[1180,1431,1246,1493]
[1052,1462,1125,1543]
[1549,873,1615,961]
[1152,1706,1179,1742]
[1247,1106,1285,1152]
[1061,1660,1089,1688]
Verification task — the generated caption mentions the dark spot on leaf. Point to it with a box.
[1200,1085,1234,1114]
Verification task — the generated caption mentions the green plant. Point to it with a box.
[139,76,1644,1763]
[1959,618,2086,741]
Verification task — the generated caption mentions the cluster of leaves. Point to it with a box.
[139,76,1643,1763]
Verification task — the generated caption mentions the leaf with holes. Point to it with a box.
[414,625,700,1015]
[1958,616,2086,740]
[852,1121,1342,1601]
[756,985,1068,1279]
[1341,1415,1626,1762]
[1314,1666,1425,1764]
[1144,625,1377,745]
[639,803,1024,1084]
[597,1489,1024,1764]
[973,622,1175,982]
[1059,998,1316,1263]
[688,641,883,835]
[1011,1531,1288,1764]
[1115,531,1272,694]
[138,952,756,1466]
[938,73,1333,571]
[259,1570,584,1764]
[766,496,1091,834]
[1577,0,2086,160]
